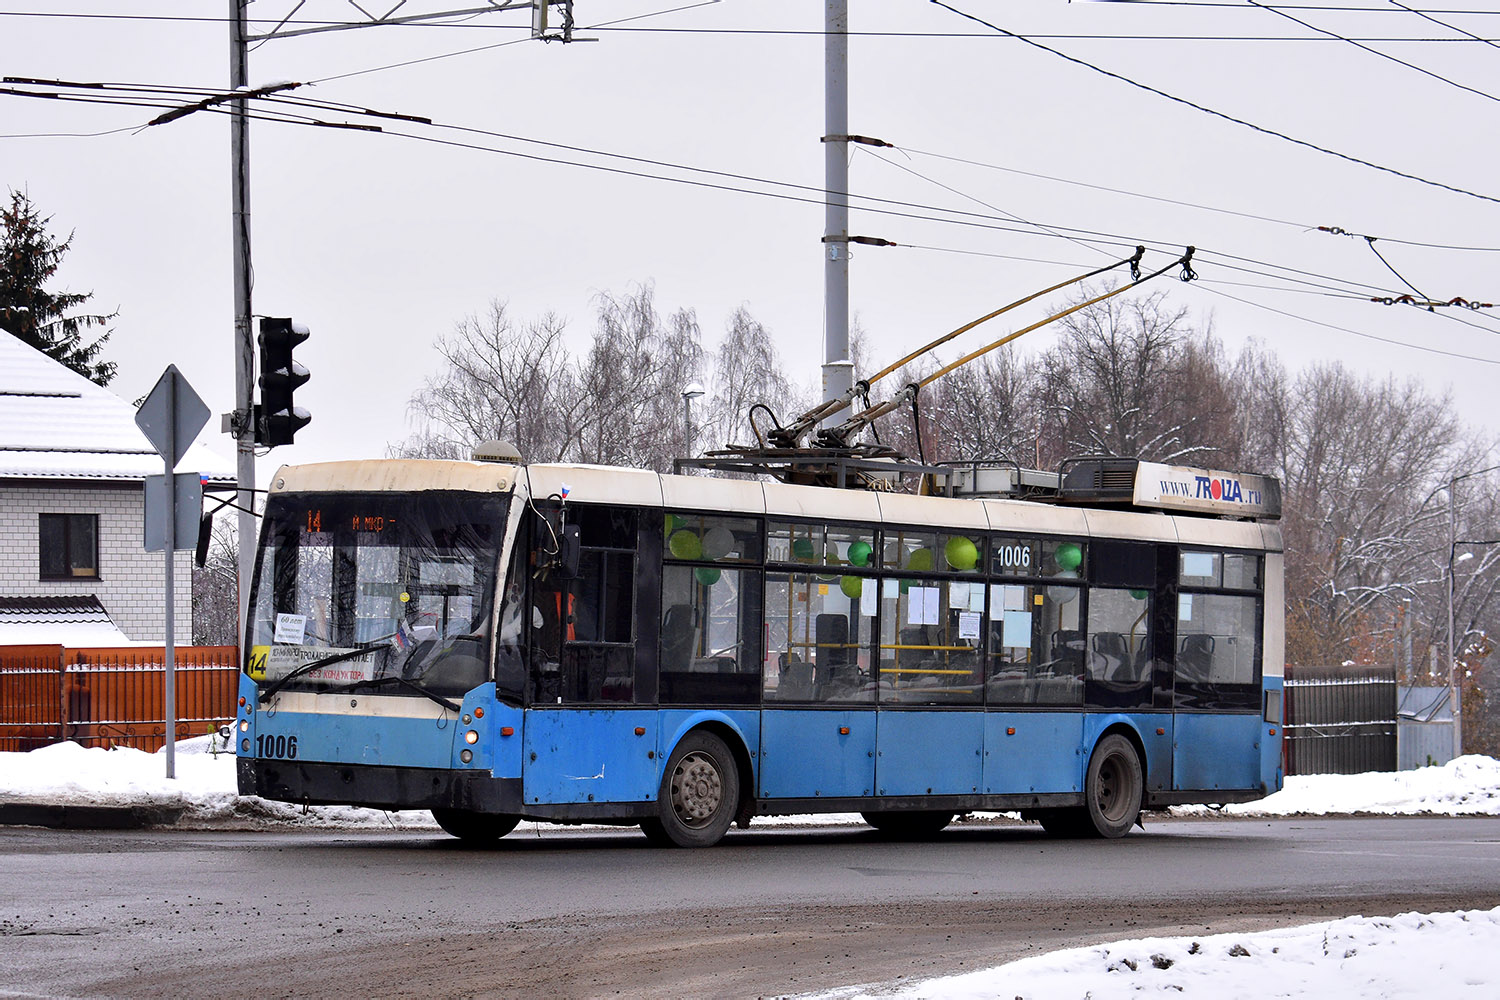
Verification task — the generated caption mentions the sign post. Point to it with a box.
[136,366,210,779]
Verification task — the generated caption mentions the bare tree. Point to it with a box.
[1264,362,1479,666]
[572,283,705,471]
[704,305,804,451]
[921,352,1039,464]
[396,300,576,461]
[1033,290,1244,469]
[192,517,239,646]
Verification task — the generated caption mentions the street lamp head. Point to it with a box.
[682,382,706,401]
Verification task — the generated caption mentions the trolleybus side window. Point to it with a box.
[873,529,984,705]
[660,513,762,705]
[763,520,878,704]
[1084,539,1157,710]
[1175,549,1263,711]
[982,537,1087,706]
[528,504,640,703]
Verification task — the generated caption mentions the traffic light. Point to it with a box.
[256,316,311,447]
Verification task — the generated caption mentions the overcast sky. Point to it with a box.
[5,0,1499,478]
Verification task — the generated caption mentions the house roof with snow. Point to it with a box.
[0,330,235,483]
[0,595,143,646]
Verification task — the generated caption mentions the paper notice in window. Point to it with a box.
[1003,611,1033,649]
[958,611,981,640]
[274,613,307,645]
[906,587,941,626]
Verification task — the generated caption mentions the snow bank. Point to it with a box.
[812,907,1500,1000]
[1172,754,1500,818]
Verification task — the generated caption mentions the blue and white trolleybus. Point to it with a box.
[236,453,1283,846]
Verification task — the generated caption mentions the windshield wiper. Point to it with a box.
[320,675,462,713]
[257,644,384,704]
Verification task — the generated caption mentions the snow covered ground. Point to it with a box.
[807,907,1500,1000]
[4,742,1499,997]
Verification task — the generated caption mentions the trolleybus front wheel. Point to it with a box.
[641,731,740,848]
[431,808,521,843]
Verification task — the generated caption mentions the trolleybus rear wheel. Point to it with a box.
[641,731,740,848]
[860,810,954,839]
[1083,733,1143,838]
[431,808,521,843]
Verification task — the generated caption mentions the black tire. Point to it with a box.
[1083,733,1144,839]
[431,808,521,843]
[861,810,954,839]
[643,731,740,848]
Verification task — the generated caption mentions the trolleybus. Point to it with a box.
[236,453,1283,846]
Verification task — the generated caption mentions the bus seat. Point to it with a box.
[1090,632,1128,680]
[816,614,850,668]
[660,604,696,674]
[779,660,816,701]
[1178,633,1215,683]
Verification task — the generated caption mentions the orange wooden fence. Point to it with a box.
[0,645,239,753]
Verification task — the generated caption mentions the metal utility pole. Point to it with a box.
[821,0,853,413]
[1448,478,1459,757]
[230,0,256,652]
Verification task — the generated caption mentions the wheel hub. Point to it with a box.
[672,751,723,825]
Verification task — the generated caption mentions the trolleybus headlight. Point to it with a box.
[464,730,479,745]
[240,739,250,754]
[239,720,249,732]
[460,750,473,764]
[473,707,484,719]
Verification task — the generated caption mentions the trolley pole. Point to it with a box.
[230,0,256,654]
[821,0,853,415]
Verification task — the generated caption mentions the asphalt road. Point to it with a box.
[3,815,1499,999]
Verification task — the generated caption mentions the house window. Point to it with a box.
[39,513,99,580]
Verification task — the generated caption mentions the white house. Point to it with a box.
[0,332,235,645]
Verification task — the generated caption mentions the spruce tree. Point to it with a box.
[1,189,118,385]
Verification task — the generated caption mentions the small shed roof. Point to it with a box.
[0,595,144,647]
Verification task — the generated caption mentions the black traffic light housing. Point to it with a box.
[256,316,311,446]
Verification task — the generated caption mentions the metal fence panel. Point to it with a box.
[1283,664,1397,775]
[0,645,238,753]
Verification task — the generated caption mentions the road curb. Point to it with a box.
[0,802,187,829]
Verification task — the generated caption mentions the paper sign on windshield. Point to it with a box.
[263,644,376,684]
[274,613,308,645]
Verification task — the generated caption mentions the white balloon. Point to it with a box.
[701,525,736,560]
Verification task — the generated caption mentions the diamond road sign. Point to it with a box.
[135,365,209,469]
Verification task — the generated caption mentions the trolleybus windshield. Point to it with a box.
[246,492,507,700]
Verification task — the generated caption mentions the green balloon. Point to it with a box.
[668,529,702,560]
[1129,588,1149,601]
[791,537,816,561]
[847,540,873,567]
[695,566,722,586]
[907,547,934,572]
[944,536,978,571]
[839,575,863,599]
[1054,541,1083,572]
